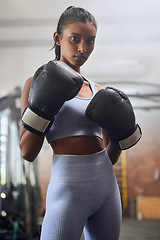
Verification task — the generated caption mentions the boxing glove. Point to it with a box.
[22,61,83,135]
[86,87,142,150]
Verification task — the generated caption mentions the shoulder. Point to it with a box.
[21,76,33,100]
[93,83,103,91]
[21,76,33,112]
[23,76,33,89]
[28,76,33,82]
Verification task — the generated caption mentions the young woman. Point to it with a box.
[19,6,141,240]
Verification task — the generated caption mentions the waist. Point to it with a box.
[50,135,108,155]
[50,148,114,183]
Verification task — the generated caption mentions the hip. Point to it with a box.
[49,148,115,184]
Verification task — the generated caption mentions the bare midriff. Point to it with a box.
[50,135,109,155]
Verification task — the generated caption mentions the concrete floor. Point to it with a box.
[80,218,160,240]
[35,218,160,240]
[119,218,160,240]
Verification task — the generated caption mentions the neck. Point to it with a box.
[59,59,81,74]
[68,63,81,74]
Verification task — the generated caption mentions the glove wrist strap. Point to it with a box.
[22,107,51,134]
[119,124,142,150]
[112,124,142,150]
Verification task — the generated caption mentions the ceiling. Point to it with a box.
[0,0,160,110]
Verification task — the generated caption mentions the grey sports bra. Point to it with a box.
[46,78,103,143]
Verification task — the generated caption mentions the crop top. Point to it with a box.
[46,78,103,143]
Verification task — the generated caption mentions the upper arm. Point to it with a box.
[20,76,33,140]
[19,76,45,162]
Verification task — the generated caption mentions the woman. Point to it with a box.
[19,6,141,240]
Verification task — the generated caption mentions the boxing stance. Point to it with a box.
[19,6,142,240]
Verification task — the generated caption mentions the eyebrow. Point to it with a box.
[71,32,81,36]
[70,32,96,38]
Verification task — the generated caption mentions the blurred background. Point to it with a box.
[0,0,160,239]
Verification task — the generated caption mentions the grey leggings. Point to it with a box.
[40,149,122,240]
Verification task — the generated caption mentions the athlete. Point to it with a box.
[19,6,142,240]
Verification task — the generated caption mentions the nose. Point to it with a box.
[78,41,87,53]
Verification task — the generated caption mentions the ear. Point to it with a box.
[53,32,61,46]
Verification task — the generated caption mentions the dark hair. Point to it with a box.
[53,6,97,60]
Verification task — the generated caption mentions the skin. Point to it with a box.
[19,21,121,164]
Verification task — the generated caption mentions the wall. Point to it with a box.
[126,109,160,215]
[113,108,160,217]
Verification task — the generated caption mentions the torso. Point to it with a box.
[49,80,109,155]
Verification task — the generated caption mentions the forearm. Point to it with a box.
[19,125,44,162]
[106,141,121,165]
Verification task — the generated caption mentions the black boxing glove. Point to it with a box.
[22,61,83,135]
[86,87,142,150]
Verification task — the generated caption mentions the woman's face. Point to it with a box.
[54,21,97,72]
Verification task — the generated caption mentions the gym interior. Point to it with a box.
[0,1,160,239]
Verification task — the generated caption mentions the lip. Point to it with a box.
[73,55,87,60]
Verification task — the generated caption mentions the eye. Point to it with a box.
[87,37,95,45]
[70,36,80,43]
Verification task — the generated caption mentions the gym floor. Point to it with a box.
[31,218,160,240]
[80,218,160,240]
[119,218,160,240]
[73,218,160,240]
